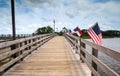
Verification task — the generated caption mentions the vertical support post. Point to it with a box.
[91,48,98,76]
[39,36,42,46]
[41,36,43,45]
[75,39,78,54]
[79,37,82,61]
[38,38,40,44]
[20,42,23,61]
[33,38,36,46]
[35,38,38,50]
[29,40,32,54]
[73,38,74,49]
[24,40,28,50]
[80,38,85,62]
[34,38,37,46]
[29,40,31,49]
[77,38,80,54]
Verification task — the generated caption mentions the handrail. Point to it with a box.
[0,33,56,74]
[64,34,120,76]
[0,34,51,49]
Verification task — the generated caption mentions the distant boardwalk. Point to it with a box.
[3,36,90,76]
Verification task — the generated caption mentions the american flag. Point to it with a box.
[87,22,102,45]
[67,29,72,35]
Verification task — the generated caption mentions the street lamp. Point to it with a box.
[11,0,16,40]
[11,0,17,58]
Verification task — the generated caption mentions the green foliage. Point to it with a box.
[35,26,54,34]
[102,30,120,37]
[81,30,120,38]
[72,33,78,36]
[62,27,68,33]
[72,29,120,39]
[57,31,64,36]
[56,27,68,36]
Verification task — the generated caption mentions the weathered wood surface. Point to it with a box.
[64,34,120,76]
[3,36,91,76]
[0,34,55,74]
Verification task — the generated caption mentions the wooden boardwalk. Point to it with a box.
[3,36,91,76]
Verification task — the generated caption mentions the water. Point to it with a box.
[102,38,120,51]
[86,38,120,75]
[99,38,120,75]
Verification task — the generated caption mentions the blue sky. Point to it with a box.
[0,0,120,34]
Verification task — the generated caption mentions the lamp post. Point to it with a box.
[11,0,16,40]
[11,0,17,58]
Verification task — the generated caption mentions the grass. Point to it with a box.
[0,58,12,66]
[0,57,12,75]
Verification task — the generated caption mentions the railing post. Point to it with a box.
[75,38,80,54]
[69,36,73,48]
[41,36,43,45]
[29,40,32,54]
[80,38,85,62]
[91,48,98,76]
[67,36,72,47]
[24,40,28,50]
[11,45,16,58]
[20,42,23,61]
[75,39,78,53]
[29,40,31,50]
[38,37,40,44]
[77,38,80,54]
[35,38,37,46]
[72,38,76,50]
[11,44,18,58]
[39,36,42,46]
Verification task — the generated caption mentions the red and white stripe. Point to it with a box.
[87,28,102,45]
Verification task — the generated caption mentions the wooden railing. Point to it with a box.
[0,34,34,43]
[0,34,55,75]
[64,34,120,76]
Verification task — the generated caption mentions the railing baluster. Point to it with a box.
[0,34,55,75]
[75,39,78,53]
[20,42,23,61]
[11,44,18,58]
[91,48,98,76]
[64,34,120,76]
[80,41,86,62]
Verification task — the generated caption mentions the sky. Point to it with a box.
[0,0,120,34]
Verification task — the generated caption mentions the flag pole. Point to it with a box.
[53,20,55,33]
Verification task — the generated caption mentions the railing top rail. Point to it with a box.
[81,38,120,61]
[0,34,51,49]
[64,34,120,62]
[64,34,120,75]
[0,33,55,74]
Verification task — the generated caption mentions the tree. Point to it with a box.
[61,27,68,33]
[35,26,54,34]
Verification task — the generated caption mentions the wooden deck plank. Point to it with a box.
[3,36,91,76]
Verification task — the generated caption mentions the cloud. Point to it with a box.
[16,24,42,34]
[65,12,75,18]
[0,0,120,34]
